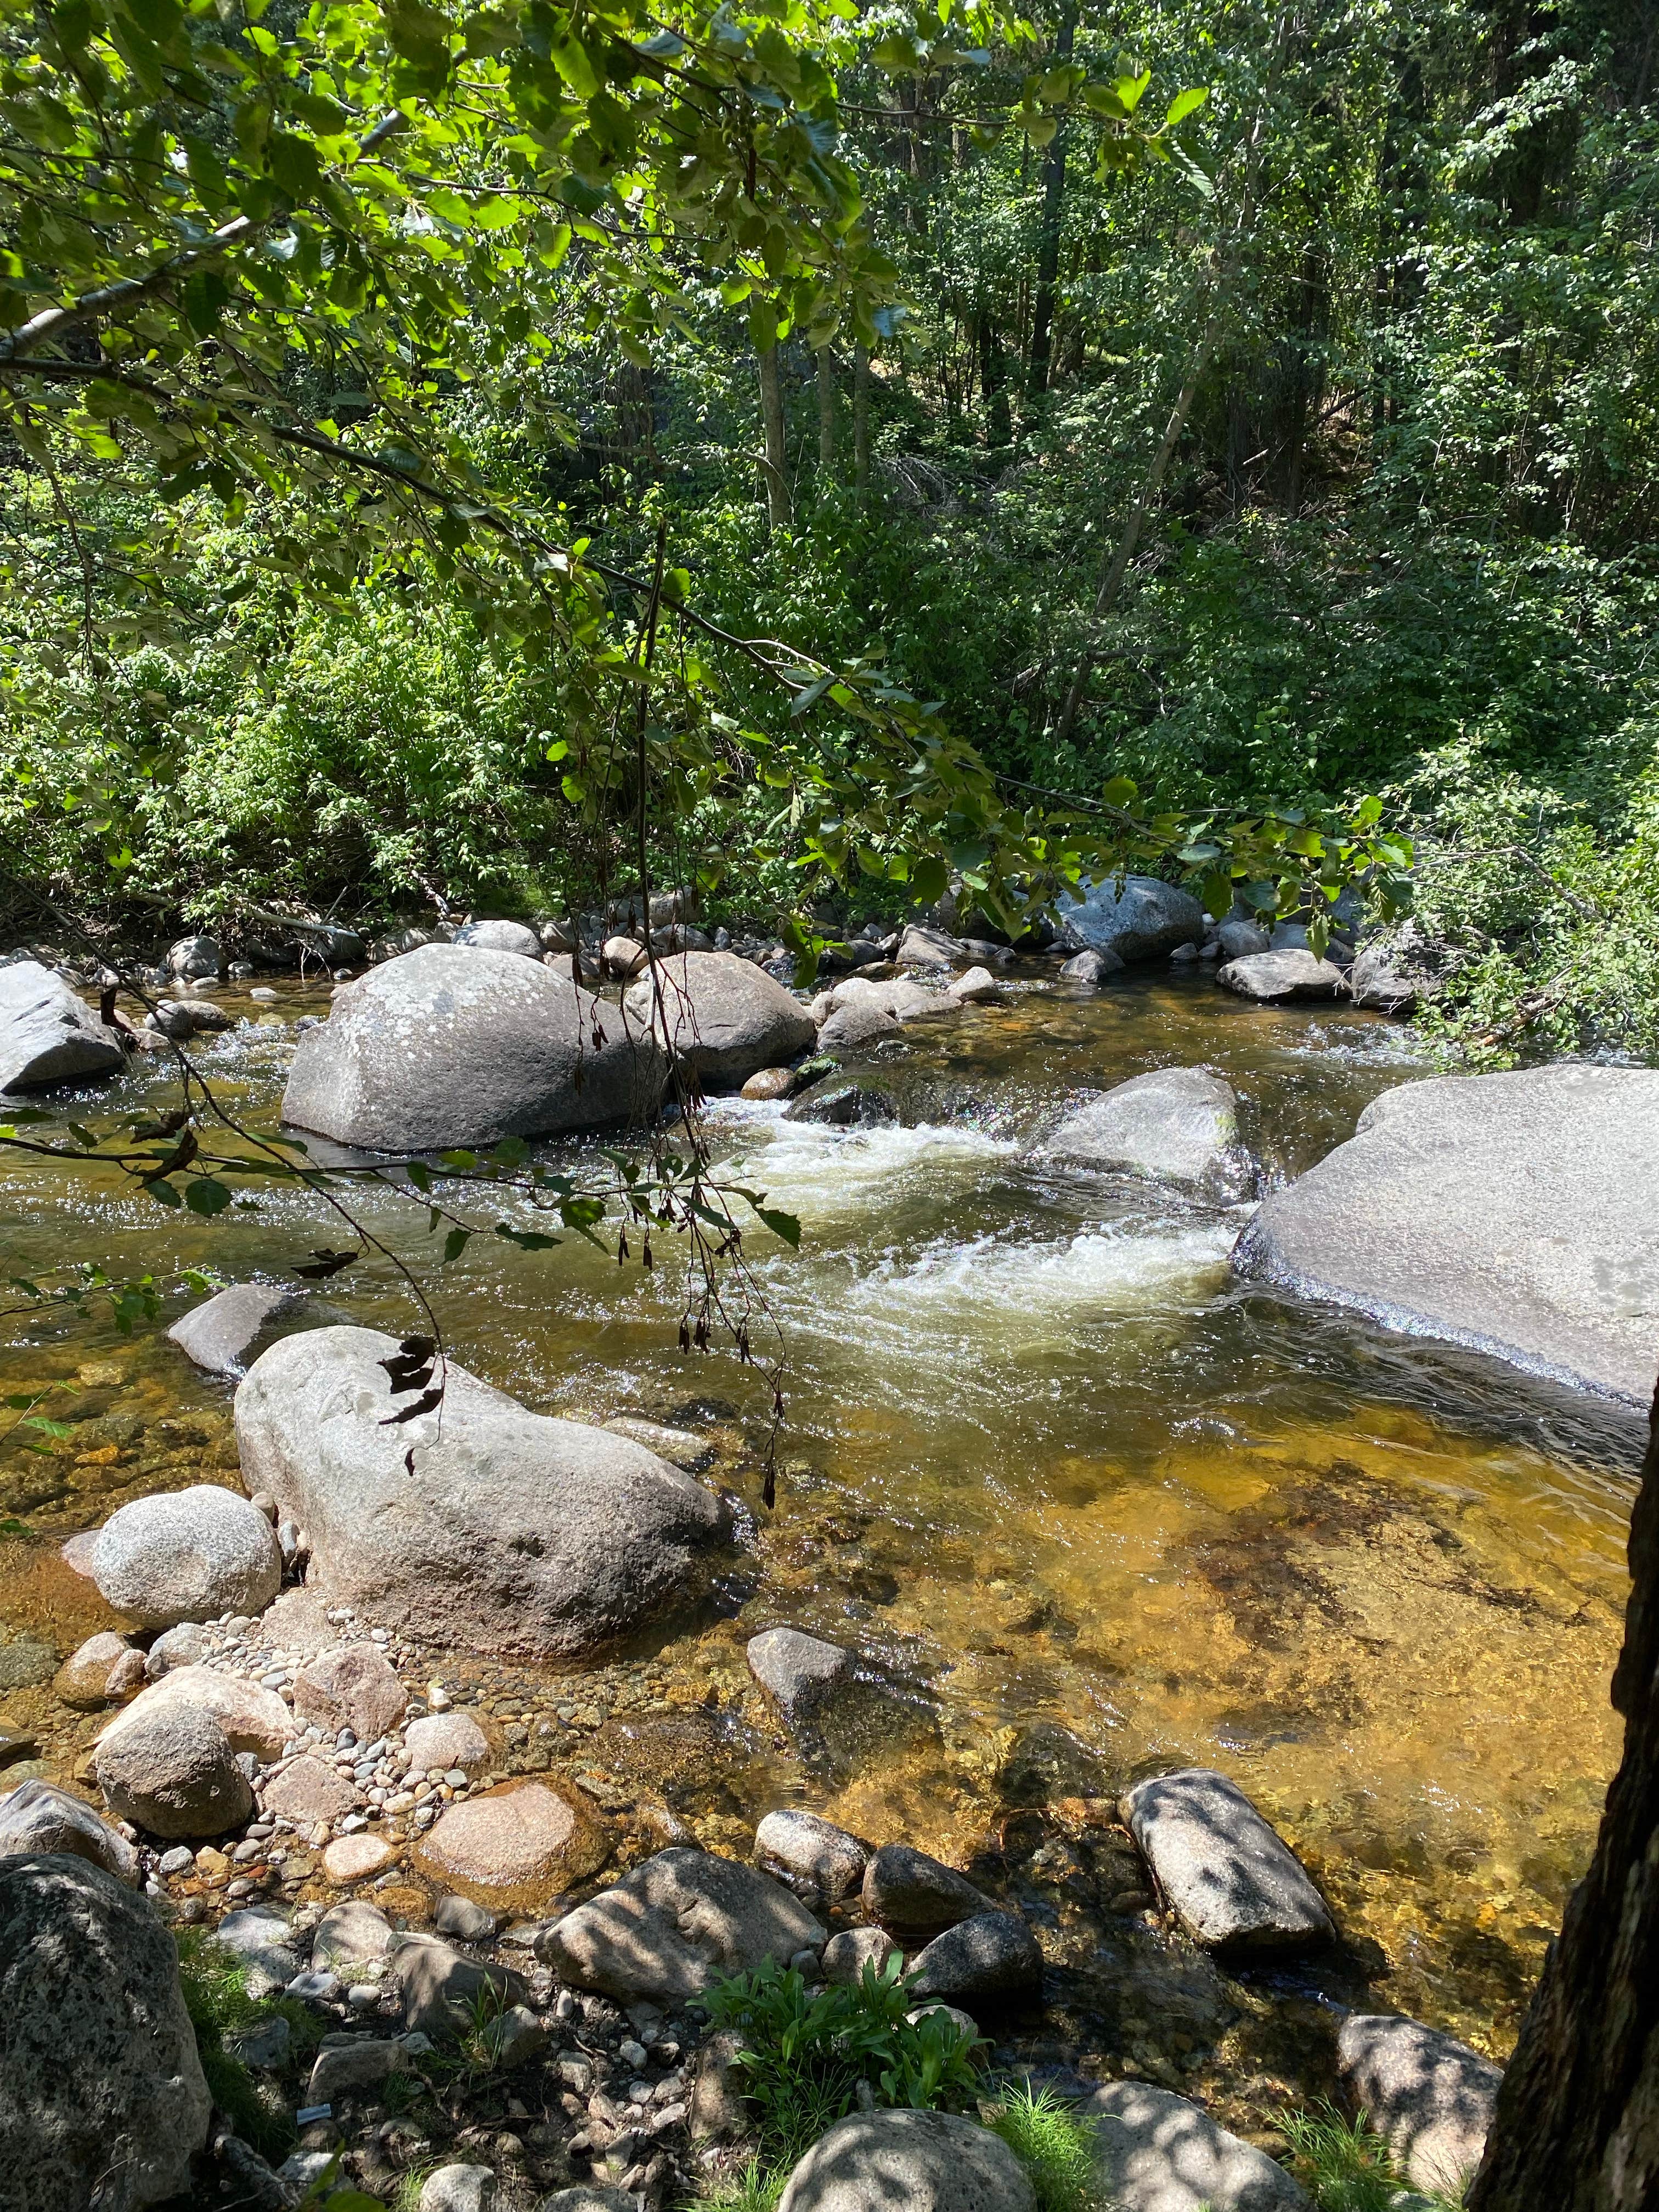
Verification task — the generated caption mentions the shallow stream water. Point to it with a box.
[0,966,1643,2092]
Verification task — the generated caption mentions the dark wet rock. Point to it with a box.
[996,1722,1111,1807]
[1080,2079,1311,2210]
[1123,1770,1334,1953]
[293,1640,408,1741]
[775,2108,1034,2212]
[0,1725,39,1767]
[98,1667,293,1762]
[1233,1065,1659,1404]
[861,1844,994,1939]
[1059,877,1207,964]
[1216,950,1346,1001]
[94,1704,253,1839]
[907,1911,1042,2005]
[755,1809,868,1904]
[822,1926,900,1985]
[1045,1069,1254,1197]
[453,918,542,959]
[54,1631,145,1710]
[1059,948,1125,986]
[0,960,125,1094]
[281,943,665,1150]
[0,1853,211,2212]
[747,1628,853,1726]
[91,1483,283,1629]
[786,1080,898,1127]
[385,1932,531,2038]
[537,1846,825,2004]
[147,998,235,1040]
[0,1779,138,1883]
[236,1326,730,1658]
[1336,2012,1501,2194]
[410,1780,611,1910]
[623,949,816,1089]
[167,1283,304,1377]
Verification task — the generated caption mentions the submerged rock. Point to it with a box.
[1216,949,1346,1001]
[775,2108,1034,2212]
[747,1628,853,1727]
[1081,2080,1311,2211]
[1234,1065,1659,1404]
[0,960,125,1094]
[1059,877,1207,964]
[91,1484,283,1629]
[235,1326,730,1658]
[410,1780,611,1909]
[281,943,665,1150]
[167,1283,304,1378]
[624,949,816,1089]
[1045,1068,1253,1196]
[1122,1770,1334,1953]
[1336,2012,1501,2195]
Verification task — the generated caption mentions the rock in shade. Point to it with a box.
[623,949,816,1090]
[95,1705,253,1839]
[1045,1068,1252,1196]
[386,1932,529,2038]
[97,1667,294,1763]
[167,1283,303,1377]
[0,1778,138,1883]
[1059,877,1207,965]
[306,2036,409,2102]
[91,1484,283,1629]
[907,1911,1042,2005]
[419,2165,497,2212]
[410,1780,610,1909]
[861,1843,993,1939]
[1080,2079,1311,2211]
[0,1853,211,2212]
[261,1754,361,1825]
[775,2108,1035,2212]
[755,1810,868,1905]
[227,2013,291,2072]
[433,1894,498,1943]
[1215,919,1271,960]
[281,943,666,1150]
[404,1710,490,1776]
[538,1846,825,2004]
[1346,923,1441,1013]
[212,1908,302,1987]
[452,918,542,960]
[537,2192,635,2212]
[0,960,125,1094]
[311,1899,396,1972]
[293,1641,408,1741]
[1216,949,1346,1001]
[1336,2012,1501,2195]
[747,1628,853,1729]
[236,1327,729,1659]
[822,1926,900,1985]
[1234,1065,1659,1406]
[896,924,968,968]
[54,1630,144,1710]
[323,1834,396,1883]
[168,934,221,979]
[1122,1770,1334,1953]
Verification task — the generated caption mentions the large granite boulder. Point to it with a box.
[1081,2081,1310,2210]
[1336,2013,1501,2194]
[1045,1068,1252,1196]
[1123,1770,1333,1953]
[537,1847,825,2002]
[1059,877,1207,963]
[623,950,816,1090]
[91,1484,283,1628]
[775,2109,1033,2212]
[235,1327,730,1657]
[281,943,665,1149]
[1233,1065,1659,1404]
[96,1666,294,1763]
[1216,950,1346,1001]
[0,1854,211,2211]
[0,960,124,1095]
[166,1283,304,1377]
[0,1779,138,1884]
[94,1705,252,1839]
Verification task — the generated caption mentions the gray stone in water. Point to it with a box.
[747,1628,853,1728]
[419,2165,497,2212]
[0,1634,57,1690]
[1336,2012,1501,2196]
[816,974,952,1053]
[235,1326,730,1660]
[0,1778,139,1884]
[755,1809,868,1904]
[167,1283,304,1377]
[1059,876,1207,964]
[1216,919,1271,959]
[1080,2079,1311,2211]
[821,1926,900,1985]
[94,1704,255,1839]
[601,1414,715,1470]
[861,1843,994,1938]
[91,1483,283,1629]
[786,1080,898,1128]
[1045,1068,1254,1197]
[0,960,125,1094]
[1233,1065,1659,1406]
[452,918,542,960]
[906,1911,1043,2005]
[0,1853,211,2212]
[537,1846,825,2004]
[775,2108,1035,2212]
[896,924,968,968]
[623,948,817,1089]
[1059,947,1125,986]
[1122,1770,1333,1953]
[281,942,666,1150]
[168,934,221,979]
[1215,950,1347,1001]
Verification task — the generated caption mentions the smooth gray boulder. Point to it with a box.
[281,943,665,1149]
[817,974,952,1053]
[624,949,816,1089]
[166,1283,303,1376]
[94,1705,253,1839]
[1336,2013,1501,2194]
[452,918,541,959]
[907,1911,1042,2004]
[861,1843,992,1937]
[1216,950,1346,1001]
[235,1327,729,1658]
[91,1483,283,1629]
[1045,1068,1252,1195]
[0,1778,138,1884]
[747,1628,853,1727]
[897,924,968,968]
[1216,919,1271,959]
[167,934,221,978]
[1234,1065,1659,1404]
[537,1846,825,2003]
[1124,1770,1333,1953]
[0,1854,211,2212]
[0,960,124,1094]
[1060,876,1207,963]
[311,1899,396,1971]
[1059,947,1125,986]
[775,2108,1034,2212]
[822,1925,899,1984]
[1081,2080,1311,2211]
[755,1810,868,1904]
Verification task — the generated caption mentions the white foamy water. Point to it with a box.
[707,1109,1018,1226]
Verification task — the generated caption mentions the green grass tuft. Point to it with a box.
[174,1928,300,2162]
[1280,2101,1466,2212]
[687,2155,791,2212]
[989,2085,1101,2212]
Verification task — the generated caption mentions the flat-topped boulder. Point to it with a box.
[537,1846,825,2002]
[281,942,665,1150]
[623,949,815,1088]
[96,1666,294,1763]
[816,974,953,1053]
[1216,949,1346,1000]
[1046,1068,1252,1196]
[410,1780,611,1910]
[1234,1065,1659,1404]
[1081,2080,1311,2210]
[0,960,125,1094]
[1336,2012,1501,2194]
[1123,1769,1334,1953]
[235,1327,730,1657]
[1059,876,1207,964]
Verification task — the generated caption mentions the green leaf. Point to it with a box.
[1164,86,1209,127]
[184,1177,233,1216]
[757,1207,800,1247]
[910,854,949,906]
[442,1227,470,1262]
[144,1178,183,1207]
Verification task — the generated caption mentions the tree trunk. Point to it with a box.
[1024,0,1077,401]
[1466,1376,1659,2211]
[816,345,837,478]
[757,343,792,529]
[853,343,871,501]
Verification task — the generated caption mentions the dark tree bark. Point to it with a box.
[815,343,837,480]
[757,343,792,528]
[1024,0,1076,400]
[1468,1377,1659,2211]
[852,342,871,501]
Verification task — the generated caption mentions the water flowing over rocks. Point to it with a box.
[1123,1770,1335,1952]
[1234,1064,1659,1403]
[1045,1068,1252,1195]
[623,949,816,1087]
[0,1854,210,2212]
[1336,2012,1501,2194]
[1059,877,1207,964]
[1216,950,1347,1000]
[281,943,665,1149]
[0,959,126,1094]
[1080,2081,1312,2211]
[94,1702,253,1838]
[90,1483,284,1628]
[235,1325,731,1656]
[538,1846,826,2002]
[775,2109,1035,2212]
[166,1283,305,1377]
